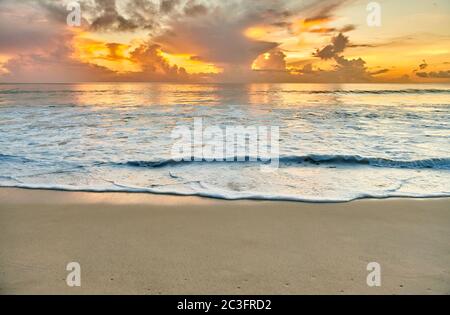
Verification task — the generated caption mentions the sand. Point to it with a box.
[0,188,449,295]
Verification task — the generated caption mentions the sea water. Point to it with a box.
[0,83,449,202]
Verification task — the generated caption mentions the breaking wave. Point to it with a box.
[113,155,450,170]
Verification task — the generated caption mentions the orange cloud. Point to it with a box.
[73,37,141,73]
[252,50,287,71]
[302,17,332,29]
[72,31,220,75]
[0,55,12,74]
[291,17,337,35]
[244,25,278,40]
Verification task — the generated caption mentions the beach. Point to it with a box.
[1,188,449,295]
[1,0,450,301]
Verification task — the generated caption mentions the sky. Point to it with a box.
[0,0,449,83]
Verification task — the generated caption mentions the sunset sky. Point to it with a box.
[0,0,449,83]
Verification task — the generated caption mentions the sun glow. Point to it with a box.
[73,38,141,73]
[160,52,222,74]
[244,26,277,40]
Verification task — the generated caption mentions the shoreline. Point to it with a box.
[1,186,449,204]
[1,188,449,294]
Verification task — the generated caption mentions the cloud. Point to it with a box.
[125,42,189,79]
[412,60,450,79]
[284,32,390,82]
[416,70,450,78]
[298,0,349,28]
[152,0,352,79]
[1,40,195,82]
[308,24,355,34]
[252,50,287,71]
[313,33,349,59]
[304,0,346,22]
[413,59,428,72]
[419,60,428,70]
[153,1,286,71]
[370,68,390,75]
[160,0,181,13]
[88,0,158,31]
[39,0,163,32]
[332,55,372,82]
[0,1,68,54]
[91,0,141,31]
[1,45,116,83]
[5,0,441,83]
[291,0,353,35]
[183,0,208,17]
[32,0,320,71]
[0,0,197,82]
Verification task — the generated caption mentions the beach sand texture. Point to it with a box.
[1,188,449,294]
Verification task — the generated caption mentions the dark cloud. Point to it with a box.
[303,0,348,24]
[308,24,355,34]
[271,21,291,28]
[339,24,356,33]
[253,49,287,71]
[128,43,188,78]
[39,0,160,32]
[416,70,450,78]
[160,0,181,14]
[190,55,204,61]
[90,0,155,31]
[370,68,390,75]
[419,60,428,70]
[314,33,349,59]
[348,44,377,48]
[331,55,372,82]
[295,31,389,82]
[38,0,75,23]
[183,0,208,17]
[413,59,428,72]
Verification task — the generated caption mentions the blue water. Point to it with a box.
[0,83,449,202]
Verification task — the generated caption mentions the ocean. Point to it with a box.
[0,83,449,202]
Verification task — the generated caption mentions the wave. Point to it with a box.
[113,155,450,170]
[1,182,449,203]
[0,89,111,95]
[1,88,449,95]
[2,155,449,203]
[0,153,33,163]
[293,89,450,95]
[3,153,449,170]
